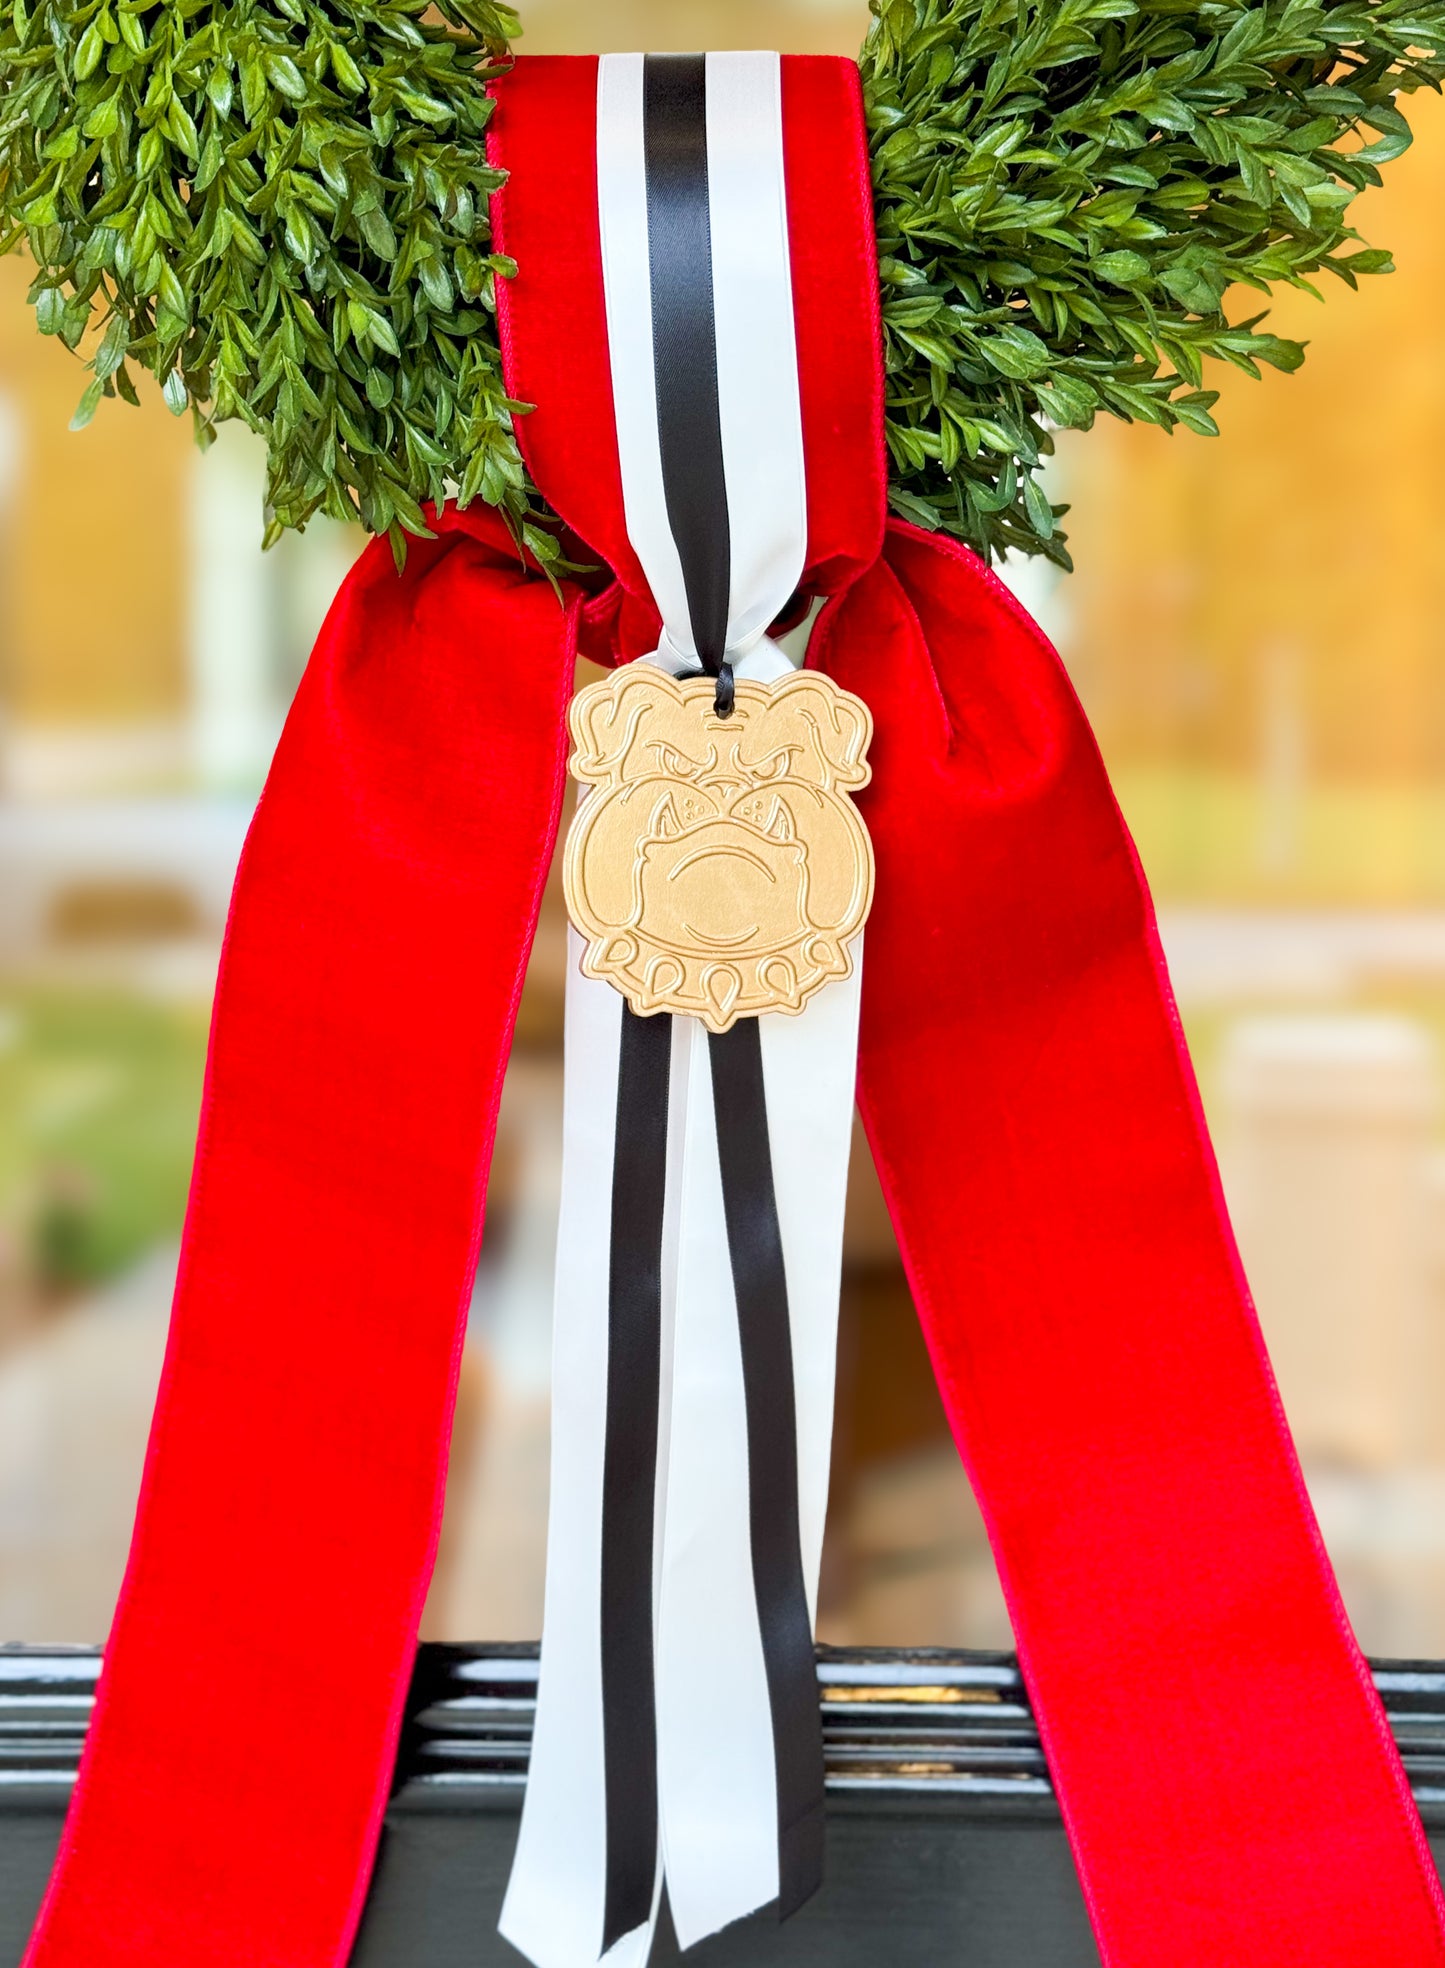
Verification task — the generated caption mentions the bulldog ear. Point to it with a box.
[801,679,872,789]
[749,673,873,791]
[825,694,872,785]
[568,687,624,784]
[615,670,688,724]
[570,667,688,784]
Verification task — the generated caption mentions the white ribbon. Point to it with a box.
[501,51,860,1968]
[595,49,808,660]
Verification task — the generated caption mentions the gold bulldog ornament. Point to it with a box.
[562,663,876,1032]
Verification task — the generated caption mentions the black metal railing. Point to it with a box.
[3,1645,1443,1967]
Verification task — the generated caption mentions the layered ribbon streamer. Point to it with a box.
[502,56,849,1965]
[22,45,1445,1968]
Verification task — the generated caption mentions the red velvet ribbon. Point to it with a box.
[23,50,1445,1968]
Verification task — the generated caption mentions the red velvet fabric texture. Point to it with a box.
[23,515,580,1968]
[25,47,1445,1968]
[817,531,1445,1965]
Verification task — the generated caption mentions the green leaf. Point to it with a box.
[73,19,105,80]
[263,51,309,102]
[69,378,105,431]
[166,99,201,159]
[358,205,397,261]
[1338,248,1393,276]
[207,66,234,118]
[1034,374,1098,426]
[977,323,1052,379]
[93,314,129,382]
[1171,393,1220,437]
[1022,472,1054,538]
[522,521,560,565]
[365,309,400,357]
[418,256,453,312]
[1092,250,1150,285]
[887,487,943,530]
[1158,262,1224,313]
[329,42,366,94]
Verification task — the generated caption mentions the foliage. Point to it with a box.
[0,986,209,1291]
[0,0,553,566]
[2,0,1444,566]
[862,0,1445,565]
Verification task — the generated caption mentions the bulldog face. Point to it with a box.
[637,800,810,961]
[563,665,875,1032]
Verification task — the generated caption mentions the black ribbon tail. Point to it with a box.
[709,1019,827,1921]
[598,1005,828,1938]
[600,1004,673,1951]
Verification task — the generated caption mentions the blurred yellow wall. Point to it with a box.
[1066,91,1445,783]
[0,256,190,731]
[519,1,868,54]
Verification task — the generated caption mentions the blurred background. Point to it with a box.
[2,0,1445,1657]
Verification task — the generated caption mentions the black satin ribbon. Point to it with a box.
[601,1004,672,1951]
[591,51,827,1941]
[643,53,734,715]
[708,1021,828,1917]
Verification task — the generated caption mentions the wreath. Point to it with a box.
[0,0,1441,569]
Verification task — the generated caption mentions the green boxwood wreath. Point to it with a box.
[1,0,1443,569]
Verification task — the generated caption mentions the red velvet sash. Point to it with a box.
[23,51,1445,1968]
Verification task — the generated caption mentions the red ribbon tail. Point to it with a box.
[23,507,579,1968]
[816,518,1445,1968]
